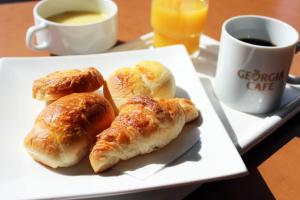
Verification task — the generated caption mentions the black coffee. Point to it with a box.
[238,38,275,47]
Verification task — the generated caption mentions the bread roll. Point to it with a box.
[33,67,104,101]
[24,93,115,168]
[89,96,198,173]
[106,61,176,108]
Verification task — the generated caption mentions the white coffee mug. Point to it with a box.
[214,15,300,114]
[26,0,118,55]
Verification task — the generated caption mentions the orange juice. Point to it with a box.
[151,0,208,53]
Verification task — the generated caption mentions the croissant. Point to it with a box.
[32,67,119,114]
[32,67,104,101]
[24,93,115,168]
[89,96,199,173]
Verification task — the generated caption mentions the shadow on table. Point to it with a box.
[184,164,276,200]
[184,105,300,200]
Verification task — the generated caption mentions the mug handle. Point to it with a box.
[26,22,49,51]
[287,42,300,84]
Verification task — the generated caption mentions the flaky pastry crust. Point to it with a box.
[89,96,199,173]
[24,93,115,168]
[32,67,104,101]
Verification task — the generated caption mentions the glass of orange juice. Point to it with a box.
[151,0,208,54]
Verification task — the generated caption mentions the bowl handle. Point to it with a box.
[26,22,49,51]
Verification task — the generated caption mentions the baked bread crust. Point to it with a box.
[24,93,115,168]
[32,67,104,101]
[89,96,198,173]
[106,61,176,108]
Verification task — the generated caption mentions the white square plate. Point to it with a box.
[0,45,247,200]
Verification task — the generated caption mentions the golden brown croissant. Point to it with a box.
[106,61,176,108]
[89,96,199,173]
[32,67,104,101]
[24,93,115,168]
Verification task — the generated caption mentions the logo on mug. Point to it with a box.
[237,69,284,91]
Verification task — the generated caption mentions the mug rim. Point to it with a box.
[222,15,299,49]
[33,0,118,27]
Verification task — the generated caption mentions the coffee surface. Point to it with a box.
[239,38,275,47]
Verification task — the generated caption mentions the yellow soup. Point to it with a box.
[47,11,107,25]
[151,0,208,53]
